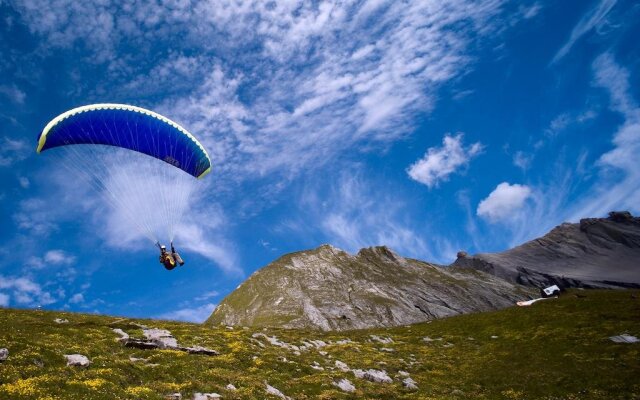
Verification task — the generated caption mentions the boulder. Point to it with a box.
[192,393,221,399]
[333,378,356,393]
[64,354,91,367]
[0,348,8,361]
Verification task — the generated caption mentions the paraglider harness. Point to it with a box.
[157,242,185,270]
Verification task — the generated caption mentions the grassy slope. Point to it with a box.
[0,290,638,400]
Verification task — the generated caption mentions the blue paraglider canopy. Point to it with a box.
[36,104,211,179]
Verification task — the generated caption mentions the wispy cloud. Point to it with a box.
[298,170,450,261]
[0,84,26,104]
[13,1,513,185]
[158,303,216,323]
[0,136,29,167]
[568,52,640,218]
[551,0,617,64]
[407,134,483,188]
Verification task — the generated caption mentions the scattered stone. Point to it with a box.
[310,361,324,371]
[226,326,234,330]
[451,389,465,396]
[352,369,393,383]
[319,350,328,356]
[609,334,639,343]
[0,348,8,362]
[192,393,221,399]
[443,343,454,348]
[422,336,442,342]
[380,347,395,352]
[265,382,291,399]
[164,393,182,400]
[64,354,91,368]
[398,371,410,377]
[335,360,350,372]
[54,318,69,324]
[33,359,44,367]
[226,384,237,391]
[113,328,129,342]
[293,351,301,356]
[334,339,353,345]
[129,356,147,363]
[491,336,499,339]
[181,345,219,356]
[333,378,356,393]
[403,377,418,390]
[278,356,288,362]
[370,335,393,344]
[144,328,178,349]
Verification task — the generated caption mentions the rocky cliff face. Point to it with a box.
[207,245,535,331]
[452,211,640,289]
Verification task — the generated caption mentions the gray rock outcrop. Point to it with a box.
[452,212,640,289]
[208,244,534,331]
[64,354,90,367]
[0,348,8,361]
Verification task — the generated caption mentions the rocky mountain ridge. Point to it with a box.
[207,245,534,331]
[452,211,640,289]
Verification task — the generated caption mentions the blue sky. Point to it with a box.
[1,0,639,322]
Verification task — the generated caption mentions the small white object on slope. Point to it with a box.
[54,318,69,324]
[352,369,393,383]
[609,334,639,343]
[403,377,419,390]
[265,383,291,400]
[0,348,8,361]
[333,378,356,393]
[517,297,555,306]
[226,384,237,390]
[113,328,129,342]
[143,328,178,349]
[64,354,91,367]
[335,360,350,371]
[192,393,221,399]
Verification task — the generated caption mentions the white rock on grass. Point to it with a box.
[0,348,8,361]
[164,393,182,400]
[380,347,395,352]
[192,393,221,399]
[54,318,69,324]
[113,328,129,342]
[64,354,91,367]
[311,361,324,371]
[334,339,353,345]
[265,383,291,400]
[370,335,393,344]
[226,384,237,391]
[398,370,410,377]
[319,350,328,356]
[333,378,356,393]
[144,328,178,349]
[403,377,419,390]
[609,334,639,343]
[335,360,350,372]
[352,369,393,383]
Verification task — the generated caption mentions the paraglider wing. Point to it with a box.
[36,104,211,179]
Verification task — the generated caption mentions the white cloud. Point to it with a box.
[0,136,29,167]
[477,182,532,223]
[0,84,26,104]
[44,250,76,265]
[0,293,9,307]
[513,151,533,171]
[407,134,483,188]
[69,293,84,304]
[158,303,217,323]
[18,176,30,189]
[195,290,220,302]
[551,0,617,64]
[0,275,57,306]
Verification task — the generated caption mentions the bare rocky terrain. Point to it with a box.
[207,245,535,331]
[452,211,640,289]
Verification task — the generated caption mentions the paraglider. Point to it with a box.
[36,104,211,271]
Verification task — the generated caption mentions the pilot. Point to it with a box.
[158,242,184,270]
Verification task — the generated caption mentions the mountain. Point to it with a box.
[452,211,640,289]
[207,245,535,331]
